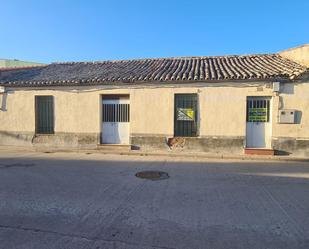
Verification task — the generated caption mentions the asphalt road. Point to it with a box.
[0,151,308,249]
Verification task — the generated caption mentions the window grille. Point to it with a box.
[247,98,270,122]
[174,94,198,137]
[102,104,130,122]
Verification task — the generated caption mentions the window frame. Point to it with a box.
[174,93,198,137]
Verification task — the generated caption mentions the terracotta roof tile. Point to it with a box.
[0,54,306,87]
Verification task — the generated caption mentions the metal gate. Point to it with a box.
[102,97,130,144]
[174,94,198,137]
[246,97,271,148]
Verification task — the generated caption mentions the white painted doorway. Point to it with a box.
[246,97,272,148]
[102,97,130,144]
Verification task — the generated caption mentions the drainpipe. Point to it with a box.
[272,81,282,149]
[0,86,6,111]
[272,81,282,112]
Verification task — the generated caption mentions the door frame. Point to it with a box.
[245,96,272,149]
[100,94,130,144]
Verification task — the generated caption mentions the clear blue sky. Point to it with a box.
[1,0,308,63]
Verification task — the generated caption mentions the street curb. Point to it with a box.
[34,149,309,162]
[97,151,309,162]
[0,146,308,162]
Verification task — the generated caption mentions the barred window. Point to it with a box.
[174,94,198,137]
[247,98,270,122]
[102,104,130,122]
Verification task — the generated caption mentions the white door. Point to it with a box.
[102,98,130,144]
[246,97,272,148]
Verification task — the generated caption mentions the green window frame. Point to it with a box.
[35,96,54,134]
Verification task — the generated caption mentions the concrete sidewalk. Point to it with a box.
[0,145,308,162]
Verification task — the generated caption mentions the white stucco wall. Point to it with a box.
[0,81,309,145]
[272,82,309,138]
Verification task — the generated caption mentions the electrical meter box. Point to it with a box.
[278,109,296,124]
[273,82,280,92]
[0,86,5,93]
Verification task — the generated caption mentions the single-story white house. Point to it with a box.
[0,44,309,156]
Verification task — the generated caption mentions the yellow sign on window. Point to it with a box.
[248,108,267,122]
[177,108,195,121]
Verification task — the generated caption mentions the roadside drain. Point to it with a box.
[135,171,169,180]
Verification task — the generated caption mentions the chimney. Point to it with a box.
[279,44,309,67]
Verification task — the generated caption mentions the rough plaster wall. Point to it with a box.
[130,87,199,136]
[0,90,35,132]
[279,44,309,67]
[200,87,272,137]
[272,82,309,138]
[0,82,308,141]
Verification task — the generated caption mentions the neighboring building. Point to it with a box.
[0,45,308,156]
[0,59,45,68]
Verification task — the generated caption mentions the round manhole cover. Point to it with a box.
[135,171,169,180]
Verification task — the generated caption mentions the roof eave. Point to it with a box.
[0,76,293,88]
